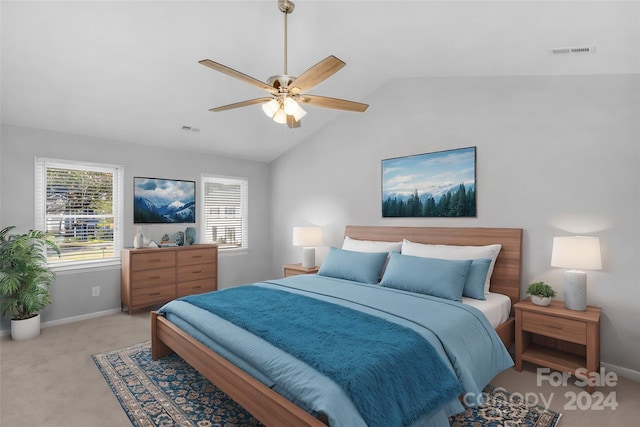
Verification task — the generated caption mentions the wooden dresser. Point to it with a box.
[121,244,217,314]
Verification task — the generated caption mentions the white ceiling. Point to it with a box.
[2,1,638,162]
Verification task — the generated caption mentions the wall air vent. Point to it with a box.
[180,126,200,132]
[549,46,596,55]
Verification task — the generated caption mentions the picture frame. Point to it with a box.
[134,177,196,224]
[382,146,476,217]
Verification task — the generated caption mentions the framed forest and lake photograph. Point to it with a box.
[382,147,476,217]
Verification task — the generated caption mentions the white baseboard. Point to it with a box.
[0,308,122,337]
[601,361,640,383]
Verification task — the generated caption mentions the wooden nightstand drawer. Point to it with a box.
[522,311,587,344]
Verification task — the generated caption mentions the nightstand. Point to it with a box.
[282,263,319,278]
[515,299,601,393]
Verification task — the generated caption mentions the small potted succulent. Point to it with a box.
[526,281,557,306]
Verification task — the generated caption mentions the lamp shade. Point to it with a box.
[551,236,602,270]
[292,227,323,247]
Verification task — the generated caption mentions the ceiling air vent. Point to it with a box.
[180,125,200,133]
[549,46,595,55]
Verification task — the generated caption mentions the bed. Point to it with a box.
[151,226,523,427]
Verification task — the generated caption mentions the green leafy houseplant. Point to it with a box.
[0,226,60,320]
[526,281,557,299]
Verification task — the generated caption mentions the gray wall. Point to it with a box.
[269,74,640,378]
[1,124,273,328]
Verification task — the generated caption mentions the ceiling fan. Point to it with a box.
[199,0,368,128]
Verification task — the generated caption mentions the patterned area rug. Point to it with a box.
[93,341,561,427]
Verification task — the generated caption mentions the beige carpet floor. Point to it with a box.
[1,310,639,427]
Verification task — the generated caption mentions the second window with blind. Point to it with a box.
[201,175,248,251]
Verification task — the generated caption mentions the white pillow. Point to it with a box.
[342,236,402,255]
[401,239,501,294]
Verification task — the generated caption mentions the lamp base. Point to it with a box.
[564,270,587,311]
[301,247,315,268]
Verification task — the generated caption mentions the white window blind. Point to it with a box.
[201,175,248,250]
[35,158,124,269]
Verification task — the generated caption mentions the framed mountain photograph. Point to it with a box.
[382,147,476,217]
[134,177,196,224]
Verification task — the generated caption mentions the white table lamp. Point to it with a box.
[293,227,323,268]
[551,236,602,311]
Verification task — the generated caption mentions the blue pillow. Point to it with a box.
[380,253,472,301]
[318,247,389,284]
[463,259,491,300]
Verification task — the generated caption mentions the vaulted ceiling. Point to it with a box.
[2,1,638,162]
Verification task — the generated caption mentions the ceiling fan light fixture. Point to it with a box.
[262,99,280,118]
[200,0,369,127]
[292,105,306,121]
[283,96,299,115]
[284,96,306,120]
[272,108,288,124]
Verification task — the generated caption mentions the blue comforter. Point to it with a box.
[159,275,513,427]
[181,286,462,427]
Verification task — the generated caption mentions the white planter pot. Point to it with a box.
[11,314,41,341]
[531,296,551,306]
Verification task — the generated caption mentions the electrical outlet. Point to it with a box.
[92,286,100,297]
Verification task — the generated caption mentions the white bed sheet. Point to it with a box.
[462,292,511,328]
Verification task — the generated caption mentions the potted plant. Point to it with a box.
[0,226,59,340]
[526,281,557,306]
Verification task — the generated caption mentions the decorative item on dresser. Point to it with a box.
[515,298,601,393]
[121,244,217,314]
[283,263,319,278]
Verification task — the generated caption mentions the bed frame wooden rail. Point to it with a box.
[151,226,522,426]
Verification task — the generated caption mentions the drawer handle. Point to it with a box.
[192,255,203,259]
[149,292,161,296]
[150,259,162,263]
[148,276,161,280]
[192,270,202,274]
[543,322,564,330]
[193,286,202,289]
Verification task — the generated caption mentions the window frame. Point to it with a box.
[200,174,249,252]
[34,157,124,272]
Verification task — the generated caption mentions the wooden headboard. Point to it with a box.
[344,226,523,311]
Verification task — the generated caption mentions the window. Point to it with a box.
[35,158,124,269]
[201,175,248,250]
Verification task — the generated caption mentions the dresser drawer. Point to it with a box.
[177,248,217,266]
[131,283,176,307]
[177,263,216,282]
[131,251,175,271]
[177,278,216,298]
[131,267,175,288]
[521,311,587,344]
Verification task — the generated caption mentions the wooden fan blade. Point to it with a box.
[288,56,346,95]
[209,97,274,112]
[199,59,276,94]
[299,94,368,112]
[287,115,301,128]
